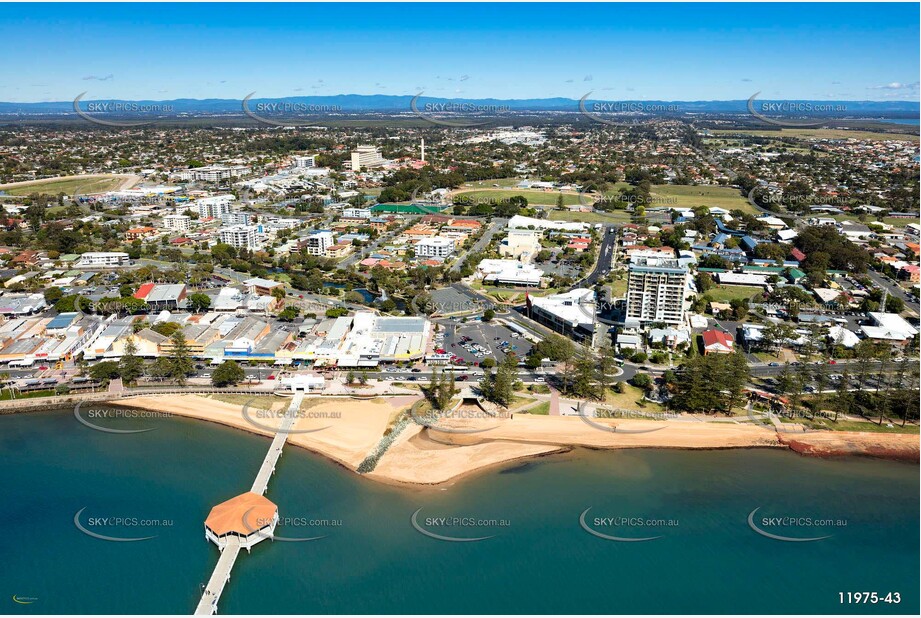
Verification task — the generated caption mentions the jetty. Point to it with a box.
[194,392,304,615]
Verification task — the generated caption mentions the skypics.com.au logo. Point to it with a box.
[410,93,511,128]
[576,400,669,435]
[242,507,341,543]
[409,404,500,435]
[746,92,847,128]
[579,507,678,542]
[73,507,173,542]
[410,507,509,542]
[73,92,173,127]
[242,92,343,127]
[747,507,846,542]
[73,402,172,434]
[241,398,339,434]
[579,92,679,127]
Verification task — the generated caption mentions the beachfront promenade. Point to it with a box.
[194,392,304,615]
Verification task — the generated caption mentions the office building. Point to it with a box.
[527,288,596,343]
[350,145,388,172]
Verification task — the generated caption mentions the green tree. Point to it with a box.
[596,346,617,400]
[168,330,193,386]
[278,307,300,321]
[631,372,652,389]
[89,361,121,383]
[482,309,495,322]
[43,286,64,305]
[572,344,598,398]
[187,292,212,313]
[211,361,245,387]
[119,338,143,386]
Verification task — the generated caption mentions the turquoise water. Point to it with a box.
[1,409,918,614]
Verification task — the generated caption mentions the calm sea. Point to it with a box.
[2,409,918,614]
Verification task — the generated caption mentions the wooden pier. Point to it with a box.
[193,392,304,615]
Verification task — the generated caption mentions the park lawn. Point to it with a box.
[702,285,764,303]
[602,385,665,413]
[0,388,57,401]
[609,275,628,297]
[208,393,283,409]
[547,209,631,223]
[526,401,551,415]
[453,188,582,206]
[2,175,127,196]
[464,178,531,189]
[649,184,756,214]
[710,128,919,143]
[803,417,919,434]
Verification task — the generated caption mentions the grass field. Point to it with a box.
[710,128,919,142]
[463,178,531,189]
[649,184,757,214]
[602,385,665,413]
[702,285,764,303]
[547,209,631,223]
[526,401,551,415]
[801,417,919,434]
[453,188,582,206]
[0,175,130,196]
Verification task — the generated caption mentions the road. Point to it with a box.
[865,269,919,317]
[574,224,618,288]
[450,218,507,273]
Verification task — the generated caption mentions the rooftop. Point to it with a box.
[205,492,277,537]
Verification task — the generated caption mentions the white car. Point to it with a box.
[535,377,545,382]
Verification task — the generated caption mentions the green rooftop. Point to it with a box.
[371,203,445,214]
[743,266,785,274]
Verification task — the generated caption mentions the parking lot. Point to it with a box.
[433,318,533,366]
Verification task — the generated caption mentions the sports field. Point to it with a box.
[710,128,919,142]
[0,174,136,196]
[452,188,582,206]
[649,184,756,214]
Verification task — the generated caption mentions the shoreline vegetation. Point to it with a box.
[36,393,919,485]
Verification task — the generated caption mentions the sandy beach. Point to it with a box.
[112,393,918,486]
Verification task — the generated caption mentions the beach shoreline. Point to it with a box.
[22,394,921,486]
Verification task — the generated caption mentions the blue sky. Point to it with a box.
[0,2,918,102]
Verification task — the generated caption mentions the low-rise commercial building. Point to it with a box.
[526,288,596,343]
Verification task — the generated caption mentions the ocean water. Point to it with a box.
[1,409,918,615]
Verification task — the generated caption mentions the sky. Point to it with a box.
[0,2,918,103]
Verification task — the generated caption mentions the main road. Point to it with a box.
[574,224,618,288]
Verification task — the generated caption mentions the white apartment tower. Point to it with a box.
[303,231,335,256]
[163,214,192,232]
[219,225,259,250]
[415,236,455,259]
[625,257,688,326]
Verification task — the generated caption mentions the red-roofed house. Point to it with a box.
[702,329,734,355]
[133,282,156,300]
[790,247,806,262]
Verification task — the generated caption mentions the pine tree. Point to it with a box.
[168,330,193,386]
[119,337,143,386]
[596,346,616,401]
